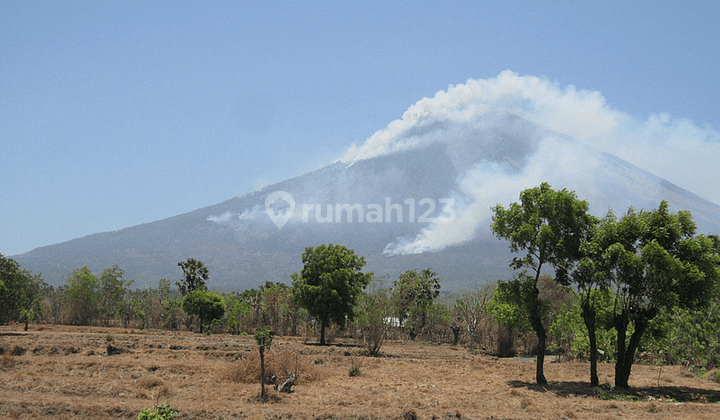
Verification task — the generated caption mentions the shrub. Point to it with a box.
[224,348,323,384]
[138,403,178,420]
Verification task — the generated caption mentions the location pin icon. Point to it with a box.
[265,191,296,230]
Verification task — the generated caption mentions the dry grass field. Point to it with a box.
[1,324,720,419]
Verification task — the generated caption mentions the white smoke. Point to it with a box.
[342,70,720,205]
[207,206,264,227]
[344,71,720,255]
[383,134,607,255]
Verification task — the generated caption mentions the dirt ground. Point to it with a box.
[1,324,720,419]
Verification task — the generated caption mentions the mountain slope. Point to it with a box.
[14,112,720,291]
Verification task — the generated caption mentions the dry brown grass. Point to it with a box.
[1,323,720,419]
[1,352,15,368]
[223,347,326,385]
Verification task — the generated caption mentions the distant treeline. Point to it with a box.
[2,253,719,374]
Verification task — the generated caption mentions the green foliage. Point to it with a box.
[291,244,373,345]
[392,269,441,340]
[592,202,720,387]
[487,276,541,357]
[642,301,720,370]
[61,265,131,326]
[161,299,183,330]
[97,265,132,326]
[491,182,594,278]
[225,295,251,335]
[0,254,47,329]
[348,354,361,376]
[181,289,225,334]
[138,403,178,420]
[254,325,273,349]
[176,258,209,296]
[63,266,100,325]
[486,276,536,335]
[548,290,616,361]
[592,385,644,402]
[491,182,594,384]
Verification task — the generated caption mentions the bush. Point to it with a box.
[355,286,391,355]
[348,352,362,377]
[224,348,323,384]
[138,403,178,420]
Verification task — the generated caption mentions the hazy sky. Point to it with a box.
[2,1,719,256]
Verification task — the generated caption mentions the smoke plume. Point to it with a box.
[340,71,720,255]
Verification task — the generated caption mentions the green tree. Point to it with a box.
[486,276,538,357]
[176,258,209,296]
[291,244,373,345]
[557,210,617,386]
[181,289,225,334]
[0,254,48,330]
[392,269,441,340]
[595,202,720,388]
[97,265,132,326]
[424,301,452,342]
[491,182,594,384]
[225,292,251,335]
[548,288,615,366]
[63,266,100,325]
[643,301,720,370]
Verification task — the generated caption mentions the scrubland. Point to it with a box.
[1,324,720,419]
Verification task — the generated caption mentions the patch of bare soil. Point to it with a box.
[1,324,720,419]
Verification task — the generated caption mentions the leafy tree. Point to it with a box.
[591,202,720,388]
[176,258,209,296]
[643,301,720,370]
[392,269,441,340]
[548,288,616,366]
[291,244,373,345]
[225,293,251,335]
[491,182,594,384]
[424,301,452,342]
[181,289,225,334]
[557,210,619,386]
[0,254,48,330]
[97,265,132,326]
[486,277,538,357]
[63,266,100,325]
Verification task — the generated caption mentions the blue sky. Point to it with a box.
[2,1,719,256]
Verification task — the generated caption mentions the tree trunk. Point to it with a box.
[451,326,461,346]
[259,345,266,397]
[320,319,327,345]
[615,310,650,388]
[528,284,547,385]
[581,298,599,387]
[408,328,418,341]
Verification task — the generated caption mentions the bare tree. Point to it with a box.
[454,283,492,351]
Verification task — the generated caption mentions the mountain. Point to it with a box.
[13,111,720,291]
